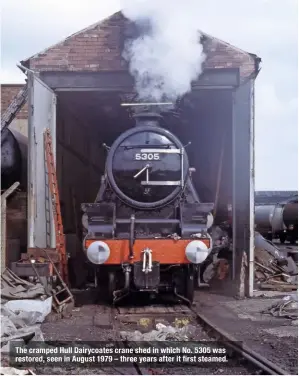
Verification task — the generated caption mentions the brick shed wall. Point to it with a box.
[25,11,256,78]
[1,84,28,119]
[27,12,126,72]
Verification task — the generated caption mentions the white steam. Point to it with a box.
[121,0,205,102]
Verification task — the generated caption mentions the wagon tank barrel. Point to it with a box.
[1,127,28,191]
[283,202,298,227]
[255,202,298,229]
[255,199,298,244]
[255,205,276,233]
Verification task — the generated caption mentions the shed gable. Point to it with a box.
[22,11,257,78]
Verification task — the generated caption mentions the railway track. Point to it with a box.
[38,297,294,375]
[108,301,290,375]
[191,308,289,375]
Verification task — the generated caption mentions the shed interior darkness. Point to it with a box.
[55,89,233,236]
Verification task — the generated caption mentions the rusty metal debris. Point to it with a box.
[262,294,298,320]
[254,233,297,291]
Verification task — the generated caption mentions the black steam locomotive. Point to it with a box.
[82,110,214,304]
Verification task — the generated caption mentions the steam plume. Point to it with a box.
[121,0,205,103]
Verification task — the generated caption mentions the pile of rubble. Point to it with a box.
[0,268,52,375]
[254,232,298,291]
[262,293,298,322]
[120,322,197,342]
[0,261,75,374]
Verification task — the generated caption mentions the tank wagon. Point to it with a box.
[1,128,27,191]
[255,196,298,244]
[82,109,214,304]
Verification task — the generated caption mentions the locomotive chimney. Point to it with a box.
[133,112,162,127]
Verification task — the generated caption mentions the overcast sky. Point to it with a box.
[1,0,298,191]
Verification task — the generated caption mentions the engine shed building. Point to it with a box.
[19,11,261,297]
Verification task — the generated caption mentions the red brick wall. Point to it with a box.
[27,12,126,72]
[25,11,256,78]
[202,36,256,78]
[1,84,28,119]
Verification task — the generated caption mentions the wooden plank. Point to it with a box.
[260,283,297,291]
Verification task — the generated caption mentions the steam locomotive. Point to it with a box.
[81,110,214,304]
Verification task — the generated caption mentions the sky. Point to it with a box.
[1,0,298,190]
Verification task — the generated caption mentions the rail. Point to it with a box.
[42,301,291,375]
[113,303,290,375]
[191,307,289,375]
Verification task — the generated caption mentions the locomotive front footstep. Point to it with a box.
[81,106,215,305]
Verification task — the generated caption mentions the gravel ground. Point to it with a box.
[9,286,294,375]
[196,290,298,375]
[31,292,267,375]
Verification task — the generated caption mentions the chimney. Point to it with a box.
[133,112,162,127]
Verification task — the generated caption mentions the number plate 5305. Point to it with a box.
[135,153,160,161]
